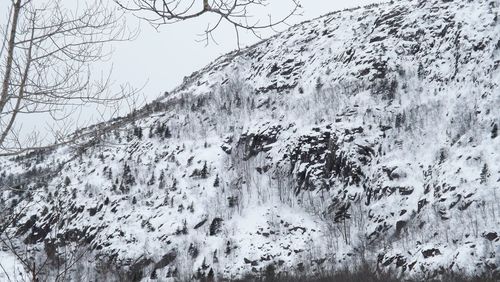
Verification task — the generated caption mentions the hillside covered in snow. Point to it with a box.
[1,0,499,281]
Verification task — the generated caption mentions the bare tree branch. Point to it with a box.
[0,0,139,155]
[115,0,302,48]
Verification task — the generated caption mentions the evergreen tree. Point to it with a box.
[480,163,490,184]
[164,126,172,138]
[64,176,71,186]
[133,126,143,139]
[148,126,154,138]
[200,161,208,179]
[213,174,220,187]
[171,178,177,191]
[315,76,323,91]
[438,150,446,164]
[175,219,188,235]
[395,112,406,129]
[158,170,166,189]
[150,269,157,279]
[107,168,113,180]
[120,163,135,193]
[123,163,135,185]
[156,123,166,137]
[147,171,156,186]
[334,203,351,245]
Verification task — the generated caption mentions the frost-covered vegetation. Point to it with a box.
[1,0,499,281]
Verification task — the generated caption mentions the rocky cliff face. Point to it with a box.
[1,0,499,281]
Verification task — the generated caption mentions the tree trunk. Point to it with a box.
[0,0,21,115]
[0,8,35,147]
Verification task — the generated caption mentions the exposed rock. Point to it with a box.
[422,248,441,258]
[154,250,177,270]
[209,218,223,236]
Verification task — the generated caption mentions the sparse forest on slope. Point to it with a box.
[0,0,499,281]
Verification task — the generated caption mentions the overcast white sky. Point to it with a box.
[110,0,381,102]
[1,0,381,144]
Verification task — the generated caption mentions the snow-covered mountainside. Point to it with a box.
[1,0,499,280]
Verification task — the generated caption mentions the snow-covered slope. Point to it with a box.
[1,0,499,280]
